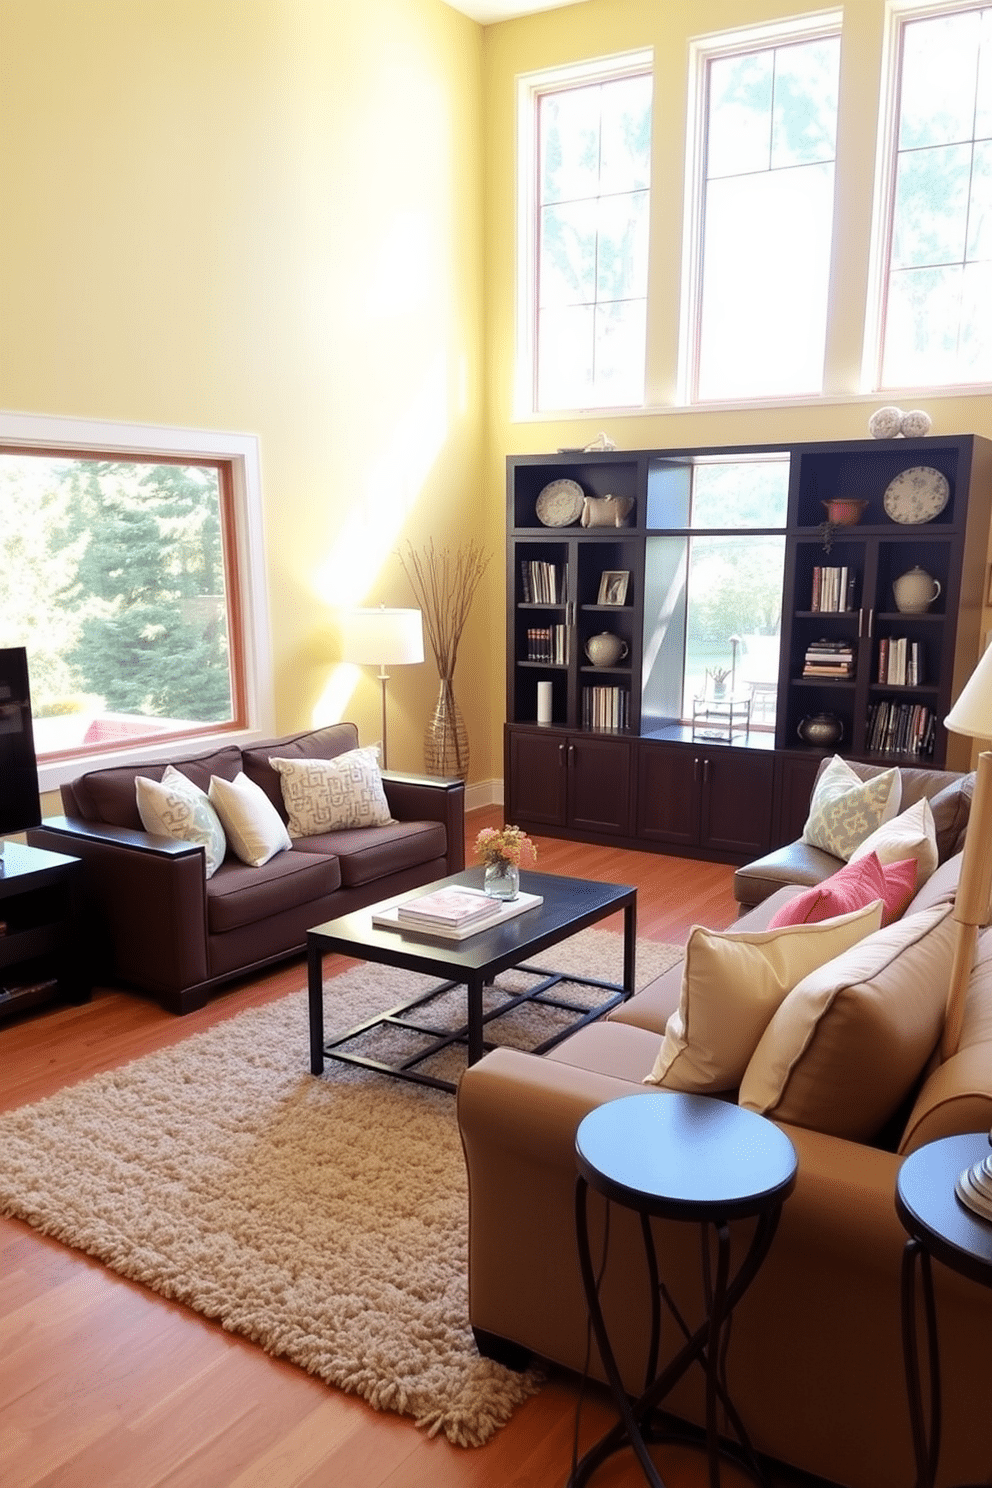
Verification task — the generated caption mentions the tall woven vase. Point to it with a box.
[425,678,469,780]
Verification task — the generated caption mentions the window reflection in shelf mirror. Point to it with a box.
[642,456,788,732]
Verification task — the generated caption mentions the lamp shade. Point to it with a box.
[341,608,424,667]
[945,641,992,741]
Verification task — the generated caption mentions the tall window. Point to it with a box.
[877,4,992,388]
[686,21,842,401]
[529,60,653,412]
[0,412,270,780]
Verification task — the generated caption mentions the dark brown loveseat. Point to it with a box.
[27,723,464,1013]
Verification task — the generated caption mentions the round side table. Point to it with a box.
[896,1131,992,1488]
[569,1091,797,1488]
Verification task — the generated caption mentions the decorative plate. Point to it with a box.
[535,478,584,527]
[883,466,950,525]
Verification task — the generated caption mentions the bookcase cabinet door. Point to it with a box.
[505,727,633,839]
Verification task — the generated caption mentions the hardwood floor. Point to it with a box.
[0,809,823,1488]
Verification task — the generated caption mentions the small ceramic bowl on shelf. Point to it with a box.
[822,498,868,526]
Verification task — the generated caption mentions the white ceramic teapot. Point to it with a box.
[893,566,941,614]
[585,632,629,667]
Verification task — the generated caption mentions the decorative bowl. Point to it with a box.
[822,498,868,527]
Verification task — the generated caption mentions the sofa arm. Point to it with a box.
[26,816,210,999]
[381,771,465,872]
[458,1047,652,1371]
[733,839,841,910]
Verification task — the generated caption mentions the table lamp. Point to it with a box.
[940,641,992,1059]
[341,607,424,769]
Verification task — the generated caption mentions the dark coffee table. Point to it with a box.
[307,868,636,1092]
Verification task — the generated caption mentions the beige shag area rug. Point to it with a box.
[0,929,680,1446]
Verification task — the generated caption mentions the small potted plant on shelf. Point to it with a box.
[706,665,732,699]
[474,824,537,901]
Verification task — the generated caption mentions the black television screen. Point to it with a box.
[0,647,42,837]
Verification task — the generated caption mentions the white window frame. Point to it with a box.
[863,0,992,394]
[676,9,844,406]
[0,409,274,794]
[515,48,654,419]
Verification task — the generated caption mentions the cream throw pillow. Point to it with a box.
[269,748,393,835]
[135,764,227,878]
[850,795,939,885]
[644,899,884,1093]
[208,771,291,867]
[801,756,901,860]
[740,903,956,1140]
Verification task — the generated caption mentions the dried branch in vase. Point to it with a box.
[397,539,491,682]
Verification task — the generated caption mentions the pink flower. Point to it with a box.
[474,825,537,869]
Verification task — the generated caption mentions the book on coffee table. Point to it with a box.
[396,885,501,929]
[372,887,543,940]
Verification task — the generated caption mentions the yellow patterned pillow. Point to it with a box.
[801,756,901,860]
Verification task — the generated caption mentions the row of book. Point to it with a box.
[582,685,630,731]
[524,626,567,663]
[878,637,923,686]
[810,566,857,613]
[802,638,855,678]
[520,560,566,604]
[866,701,935,756]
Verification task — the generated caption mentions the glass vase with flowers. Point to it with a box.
[474,824,537,901]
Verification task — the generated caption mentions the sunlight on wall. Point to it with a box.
[310,346,450,727]
[312,350,449,610]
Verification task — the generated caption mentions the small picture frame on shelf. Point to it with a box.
[598,570,629,606]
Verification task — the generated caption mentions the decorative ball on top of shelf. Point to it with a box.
[868,406,905,439]
[900,409,932,438]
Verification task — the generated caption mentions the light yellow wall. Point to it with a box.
[6,0,992,804]
[481,0,992,692]
[0,0,499,783]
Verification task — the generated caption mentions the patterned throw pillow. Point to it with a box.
[135,764,227,878]
[270,748,394,836]
[801,756,902,861]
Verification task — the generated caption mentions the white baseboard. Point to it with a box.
[465,777,503,812]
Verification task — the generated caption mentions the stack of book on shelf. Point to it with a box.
[802,639,855,679]
[811,566,856,612]
[866,700,935,756]
[525,625,567,663]
[877,637,922,686]
[372,884,543,939]
[520,560,565,604]
[582,685,629,730]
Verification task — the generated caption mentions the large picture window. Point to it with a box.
[876,3,992,388]
[0,413,271,784]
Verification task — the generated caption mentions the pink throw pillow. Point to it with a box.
[768,852,917,929]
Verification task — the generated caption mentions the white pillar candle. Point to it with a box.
[537,680,553,725]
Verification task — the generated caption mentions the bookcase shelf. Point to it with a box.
[505,434,992,859]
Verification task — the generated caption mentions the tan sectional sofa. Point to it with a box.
[458,797,992,1487]
[28,723,464,1014]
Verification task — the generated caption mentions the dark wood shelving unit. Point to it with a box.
[505,435,992,863]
